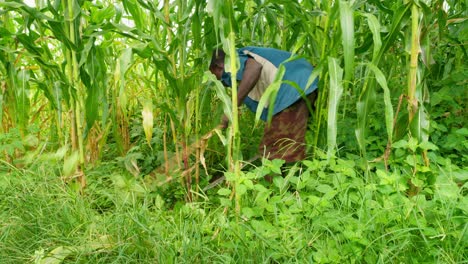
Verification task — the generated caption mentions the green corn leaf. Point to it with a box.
[354,12,385,156]
[367,63,394,144]
[204,71,232,123]
[47,21,78,51]
[282,80,315,114]
[0,1,25,9]
[305,64,322,95]
[90,5,115,24]
[122,0,145,31]
[191,6,202,51]
[356,78,377,156]
[64,0,81,22]
[377,3,411,63]
[1,1,52,21]
[118,48,133,113]
[339,0,355,84]
[410,97,430,143]
[363,13,382,62]
[291,33,308,55]
[327,57,344,160]
[207,0,226,42]
[84,46,107,135]
[368,0,392,15]
[16,70,31,131]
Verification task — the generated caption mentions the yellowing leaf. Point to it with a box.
[37,246,73,264]
[63,151,79,178]
[141,102,154,147]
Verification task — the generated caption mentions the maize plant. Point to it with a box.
[0,0,465,197]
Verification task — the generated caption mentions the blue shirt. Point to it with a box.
[221,46,318,121]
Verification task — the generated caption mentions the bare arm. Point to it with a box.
[237,57,262,106]
[219,57,262,128]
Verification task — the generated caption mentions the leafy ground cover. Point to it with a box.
[1,142,466,263]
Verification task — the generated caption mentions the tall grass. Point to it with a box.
[1,156,465,262]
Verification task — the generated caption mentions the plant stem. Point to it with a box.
[226,0,242,215]
[408,3,420,122]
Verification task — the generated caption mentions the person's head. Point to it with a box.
[209,48,225,80]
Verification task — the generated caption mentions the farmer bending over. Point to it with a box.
[209,46,318,163]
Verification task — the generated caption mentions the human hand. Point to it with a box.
[218,115,229,129]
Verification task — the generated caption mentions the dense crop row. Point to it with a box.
[0,0,466,262]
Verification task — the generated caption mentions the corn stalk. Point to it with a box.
[407,2,420,122]
[62,0,86,189]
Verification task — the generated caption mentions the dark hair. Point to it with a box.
[210,48,225,69]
